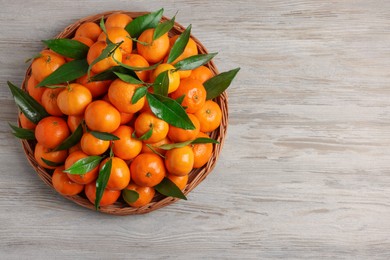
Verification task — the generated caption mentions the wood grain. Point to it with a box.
[1,0,390,258]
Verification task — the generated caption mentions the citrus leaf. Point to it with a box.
[158,140,192,150]
[64,156,102,175]
[45,85,66,89]
[36,59,89,87]
[167,24,191,64]
[42,39,89,59]
[191,137,220,144]
[41,158,63,167]
[204,68,240,100]
[53,123,83,151]
[175,95,185,105]
[87,42,118,79]
[158,137,219,150]
[90,131,120,141]
[146,93,195,130]
[90,66,139,81]
[155,177,187,200]
[95,158,112,210]
[174,53,217,71]
[153,70,169,96]
[114,72,144,84]
[153,15,175,40]
[99,17,114,45]
[132,86,148,104]
[125,8,164,38]
[132,125,153,141]
[9,123,35,140]
[116,58,161,71]
[145,144,166,158]
[8,81,49,124]
[122,189,139,204]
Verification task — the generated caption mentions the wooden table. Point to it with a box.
[1,0,390,258]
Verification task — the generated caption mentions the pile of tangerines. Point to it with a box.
[10,9,238,210]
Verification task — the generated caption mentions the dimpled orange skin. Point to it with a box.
[57,84,92,116]
[84,100,121,133]
[80,132,110,156]
[97,27,133,54]
[76,72,112,98]
[119,112,134,125]
[34,143,68,170]
[112,126,142,160]
[19,113,36,130]
[141,137,171,156]
[100,157,131,191]
[168,114,200,143]
[123,183,155,208]
[65,151,99,185]
[41,88,64,116]
[194,100,222,133]
[74,22,102,41]
[52,166,84,196]
[165,146,194,176]
[26,76,45,104]
[87,41,122,74]
[67,115,84,133]
[31,50,66,83]
[122,53,150,82]
[134,111,169,144]
[150,63,180,94]
[170,78,207,114]
[35,116,70,149]
[137,29,170,64]
[189,65,214,84]
[108,79,145,114]
[192,132,213,168]
[167,174,188,190]
[85,182,121,207]
[130,153,166,187]
[105,13,133,29]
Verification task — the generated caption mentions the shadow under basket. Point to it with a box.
[20,11,228,215]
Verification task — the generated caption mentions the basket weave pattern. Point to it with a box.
[20,11,228,215]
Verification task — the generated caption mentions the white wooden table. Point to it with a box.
[1,0,390,258]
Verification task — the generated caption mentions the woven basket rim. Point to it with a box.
[20,10,228,215]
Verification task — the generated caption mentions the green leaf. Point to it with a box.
[8,81,49,124]
[158,140,192,150]
[99,17,114,45]
[116,58,162,71]
[132,125,153,141]
[63,156,102,175]
[45,85,66,89]
[53,123,83,151]
[90,66,139,81]
[155,177,187,200]
[175,95,185,105]
[175,53,217,71]
[42,39,89,59]
[36,59,89,87]
[153,15,175,40]
[9,123,35,140]
[204,68,240,100]
[41,158,63,167]
[125,8,164,38]
[114,72,144,84]
[167,24,191,64]
[132,86,148,104]
[122,189,140,204]
[87,42,118,79]
[145,144,166,158]
[95,158,112,210]
[90,131,120,141]
[146,93,195,130]
[153,70,169,96]
[190,137,220,144]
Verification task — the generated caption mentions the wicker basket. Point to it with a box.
[20,11,228,215]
